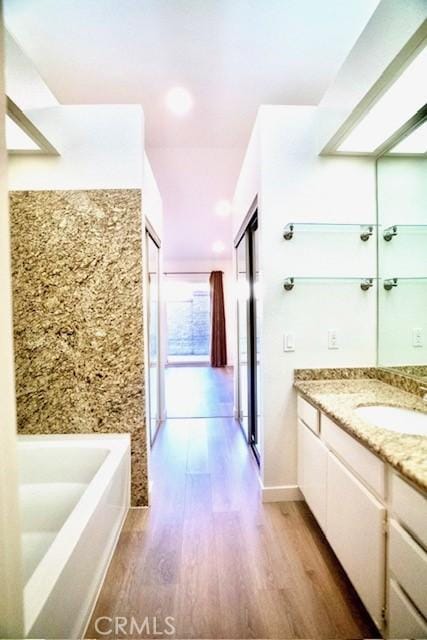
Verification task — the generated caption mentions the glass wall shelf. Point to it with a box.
[283,222,374,241]
[283,277,375,291]
[383,225,427,241]
[383,277,427,290]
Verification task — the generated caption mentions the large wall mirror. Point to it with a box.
[377,118,427,381]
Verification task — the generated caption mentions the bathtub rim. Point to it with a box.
[19,433,130,635]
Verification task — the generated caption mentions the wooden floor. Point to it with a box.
[86,369,379,639]
[165,365,234,418]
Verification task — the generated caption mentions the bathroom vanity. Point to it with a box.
[295,372,427,639]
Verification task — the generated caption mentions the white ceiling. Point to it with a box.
[149,147,244,260]
[4,0,380,259]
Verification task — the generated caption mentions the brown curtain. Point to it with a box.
[209,271,227,367]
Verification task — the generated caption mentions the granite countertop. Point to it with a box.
[294,377,427,494]
[388,365,427,384]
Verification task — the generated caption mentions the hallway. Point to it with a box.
[3,5,426,639]
[87,367,378,639]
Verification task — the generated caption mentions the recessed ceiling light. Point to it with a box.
[214,199,232,217]
[338,44,427,153]
[165,86,193,116]
[212,240,226,254]
[389,120,427,154]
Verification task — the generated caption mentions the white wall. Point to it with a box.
[233,105,377,499]
[231,115,261,425]
[148,147,244,262]
[0,13,25,637]
[378,156,427,365]
[5,30,59,110]
[144,152,163,240]
[8,104,144,191]
[163,257,235,367]
[143,152,166,448]
[232,118,261,238]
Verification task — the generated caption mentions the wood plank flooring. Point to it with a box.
[87,418,379,638]
[86,367,379,638]
[164,365,234,418]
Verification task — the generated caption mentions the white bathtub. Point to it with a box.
[17,434,130,639]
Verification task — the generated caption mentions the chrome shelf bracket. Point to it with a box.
[283,223,294,240]
[383,225,398,241]
[360,225,374,241]
[360,278,374,291]
[384,278,398,290]
[283,277,295,291]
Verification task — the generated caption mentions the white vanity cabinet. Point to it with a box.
[296,392,427,639]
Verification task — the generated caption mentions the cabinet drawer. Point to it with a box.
[321,414,385,498]
[297,419,327,531]
[326,451,385,628]
[388,578,427,639]
[391,473,427,548]
[297,396,319,434]
[389,519,427,618]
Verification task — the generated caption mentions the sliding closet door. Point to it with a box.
[236,211,260,461]
[146,232,161,445]
[247,215,260,459]
[236,239,249,438]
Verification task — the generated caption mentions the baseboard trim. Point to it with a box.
[261,484,303,502]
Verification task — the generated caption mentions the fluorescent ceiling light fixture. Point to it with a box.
[6,114,40,151]
[389,119,427,154]
[214,199,232,217]
[212,240,226,254]
[338,44,427,153]
[165,86,193,116]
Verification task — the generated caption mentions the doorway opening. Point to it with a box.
[163,271,234,419]
[165,274,210,365]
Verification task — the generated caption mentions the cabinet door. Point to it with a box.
[297,419,328,532]
[327,451,386,629]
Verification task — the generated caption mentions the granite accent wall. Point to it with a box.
[10,189,147,506]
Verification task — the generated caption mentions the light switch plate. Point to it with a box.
[413,328,423,348]
[284,332,295,352]
[328,330,339,350]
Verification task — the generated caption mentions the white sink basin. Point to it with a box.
[354,405,427,436]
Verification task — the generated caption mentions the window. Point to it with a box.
[166,277,211,362]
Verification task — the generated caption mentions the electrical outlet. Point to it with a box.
[283,332,295,352]
[328,330,339,350]
[413,328,423,348]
